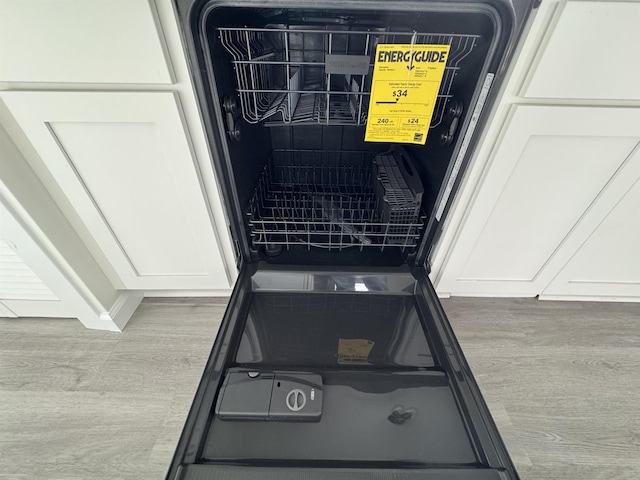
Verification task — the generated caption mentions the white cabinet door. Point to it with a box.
[524,1,640,100]
[437,105,640,297]
[541,150,640,301]
[0,0,172,84]
[1,91,231,291]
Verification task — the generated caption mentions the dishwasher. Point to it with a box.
[169,1,536,479]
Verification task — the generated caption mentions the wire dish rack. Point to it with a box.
[248,150,424,251]
[218,25,479,127]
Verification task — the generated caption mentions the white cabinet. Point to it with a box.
[0,0,172,84]
[433,0,640,301]
[0,0,234,328]
[1,118,143,331]
[541,150,640,300]
[436,105,640,298]
[1,91,230,291]
[524,1,640,100]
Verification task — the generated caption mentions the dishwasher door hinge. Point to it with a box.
[424,249,433,275]
[228,225,242,268]
[172,465,183,480]
[233,239,242,268]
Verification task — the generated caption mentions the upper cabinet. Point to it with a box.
[0,0,173,84]
[524,1,640,100]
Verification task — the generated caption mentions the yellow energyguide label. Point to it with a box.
[365,43,450,145]
[337,338,375,365]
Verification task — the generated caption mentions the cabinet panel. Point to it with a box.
[459,135,635,282]
[48,121,208,277]
[0,0,172,84]
[542,153,640,300]
[524,1,640,100]
[437,105,640,297]
[1,91,231,290]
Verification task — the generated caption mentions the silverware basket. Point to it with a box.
[373,149,424,244]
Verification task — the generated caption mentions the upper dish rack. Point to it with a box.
[218,25,480,127]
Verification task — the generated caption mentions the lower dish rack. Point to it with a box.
[248,149,424,252]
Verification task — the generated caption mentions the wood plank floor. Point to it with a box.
[0,297,638,479]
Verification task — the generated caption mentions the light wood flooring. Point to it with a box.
[0,296,638,479]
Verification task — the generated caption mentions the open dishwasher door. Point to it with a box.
[168,265,520,480]
[168,0,536,478]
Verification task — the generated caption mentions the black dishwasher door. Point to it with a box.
[166,265,518,480]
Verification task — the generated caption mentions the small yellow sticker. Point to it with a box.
[365,43,450,145]
[337,338,375,365]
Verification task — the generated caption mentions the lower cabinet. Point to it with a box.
[436,105,640,300]
[541,166,640,301]
[1,91,232,291]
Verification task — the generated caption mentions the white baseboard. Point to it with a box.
[0,302,17,317]
[0,299,74,318]
[99,290,144,331]
[539,294,640,303]
[144,289,232,298]
[448,292,537,298]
